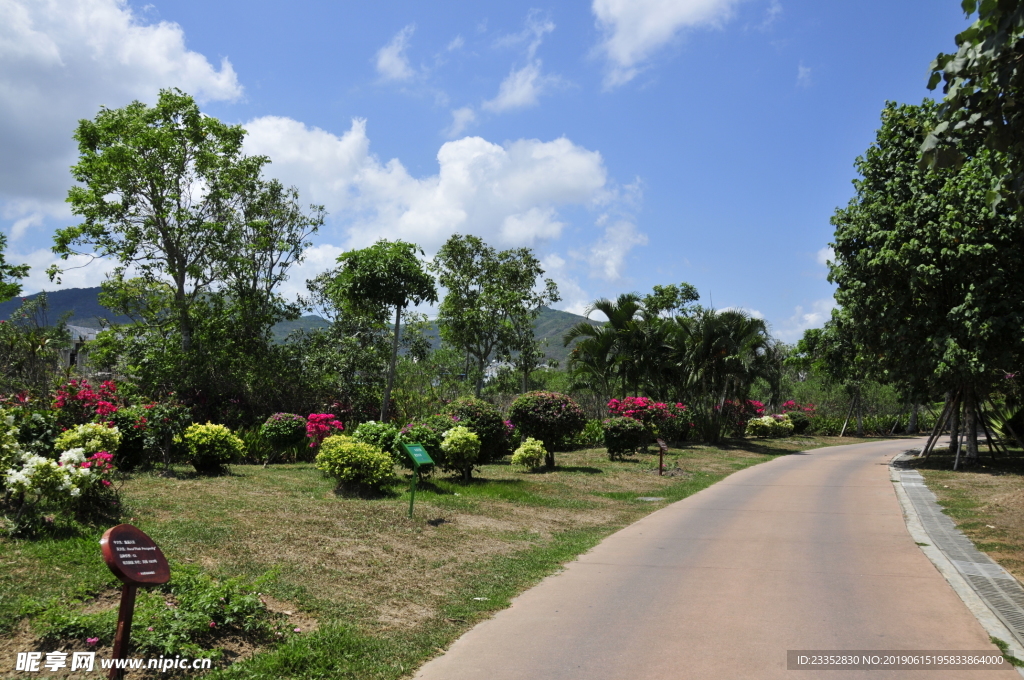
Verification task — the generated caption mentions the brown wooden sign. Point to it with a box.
[100,524,170,586]
[99,525,170,679]
[656,438,668,476]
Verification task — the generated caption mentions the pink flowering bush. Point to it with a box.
[305,414,344,448]
[53,379,120,429]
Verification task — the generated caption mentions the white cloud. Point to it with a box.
[446,106,477,137]
[0,0,241,212]
[586,219,648,280]
[797,61,812,87]
[593,0,743,87]
[483,12,561,113]
[446,35,464,52]
[483,61,558,112]
[243,117,610,254]
[10,247,118,294]
[375,25,416,81]
[815,245,833,267]
[760,0,782,30]
[540,253,592,316]
[775,298,836,342]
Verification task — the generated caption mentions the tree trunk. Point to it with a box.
[475,356,485,398]
[855,388,864,437]
[948,392,962,455]
[965,386,979,463]
[380,305,402,423]
[908,402,919,434]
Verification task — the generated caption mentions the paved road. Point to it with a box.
[415,439,1018,679]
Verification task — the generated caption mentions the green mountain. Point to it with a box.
[0,288,601,363]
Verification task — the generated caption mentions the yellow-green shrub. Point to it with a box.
[510,437,546,470]
[182,423,244,473]
[314,435,393,492]
[54,422,121,456]
[440,425,480,481]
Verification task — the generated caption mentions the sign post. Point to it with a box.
[401,443,434,518]
[99,524,170,679]
[656,438,668,476]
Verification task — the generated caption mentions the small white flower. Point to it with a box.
[69,487,81,497]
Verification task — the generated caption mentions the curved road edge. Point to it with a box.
[889,451,1024,678]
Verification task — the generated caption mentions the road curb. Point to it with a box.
[889,451,1024,677]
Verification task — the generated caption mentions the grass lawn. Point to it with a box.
[908,444,1024,583]
[1,434,865,678]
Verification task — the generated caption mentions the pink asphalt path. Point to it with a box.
[414,439,1018,679]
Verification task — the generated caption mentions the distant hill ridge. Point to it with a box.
[0,287,599,364]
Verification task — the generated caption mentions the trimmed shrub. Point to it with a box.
[745,414,795,438]
[570,419,604,449]
[602,416,645,460]
[54,422,121,457]
[182,423,244,473]
[440,425,480,481]
[394,419,445,472]
[315,435,393,492]
[107,405,149,471]
[442,398,509,464]
[260,413,307,448]
[786,411,810,434]
[351,421,400,461]
[508,391,587,467]
[511,437,546,470]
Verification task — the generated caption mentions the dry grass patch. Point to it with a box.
[911,446,1024,582]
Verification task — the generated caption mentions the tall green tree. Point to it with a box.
[52,88,266,353]
[924,0,1024,209]
[431,234,557,397]
[831,101,1024,462]
[0,233,29,303]
[329,240,437,421]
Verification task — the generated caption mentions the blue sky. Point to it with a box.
[0,0,971,340]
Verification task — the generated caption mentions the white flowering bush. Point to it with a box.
[4,450,114,501]
[54,422,121,456]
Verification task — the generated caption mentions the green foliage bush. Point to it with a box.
[602,416,645,459]
[259,413,307,448]
[508,391,587,466]
[314,435,393,492]
[395,418,447,472]
[0,409,22,478]
[569,419,604,449]
[9,407,58,458]
[440,425,480,481]
[182,423,244,473]
[54,422,121,456]
[351,421,400,460]
[786,411,810,434]
[511,437,546,470]
[34,567,284,659]
[442,397,509,463]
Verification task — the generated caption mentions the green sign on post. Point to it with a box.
[402,443,434,517]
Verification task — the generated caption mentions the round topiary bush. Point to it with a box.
[508,391,587,467]
[440,425,480,481]
[602,416,645,460]
[442,398,509,464]
[351,421,400,460]
[54,422,122,457]
[511,437,546,470]
[260,413,307,448]
[182,423,244,473]
[315,435,394,493]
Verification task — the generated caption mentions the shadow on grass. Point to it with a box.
[905,446,1024,475]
